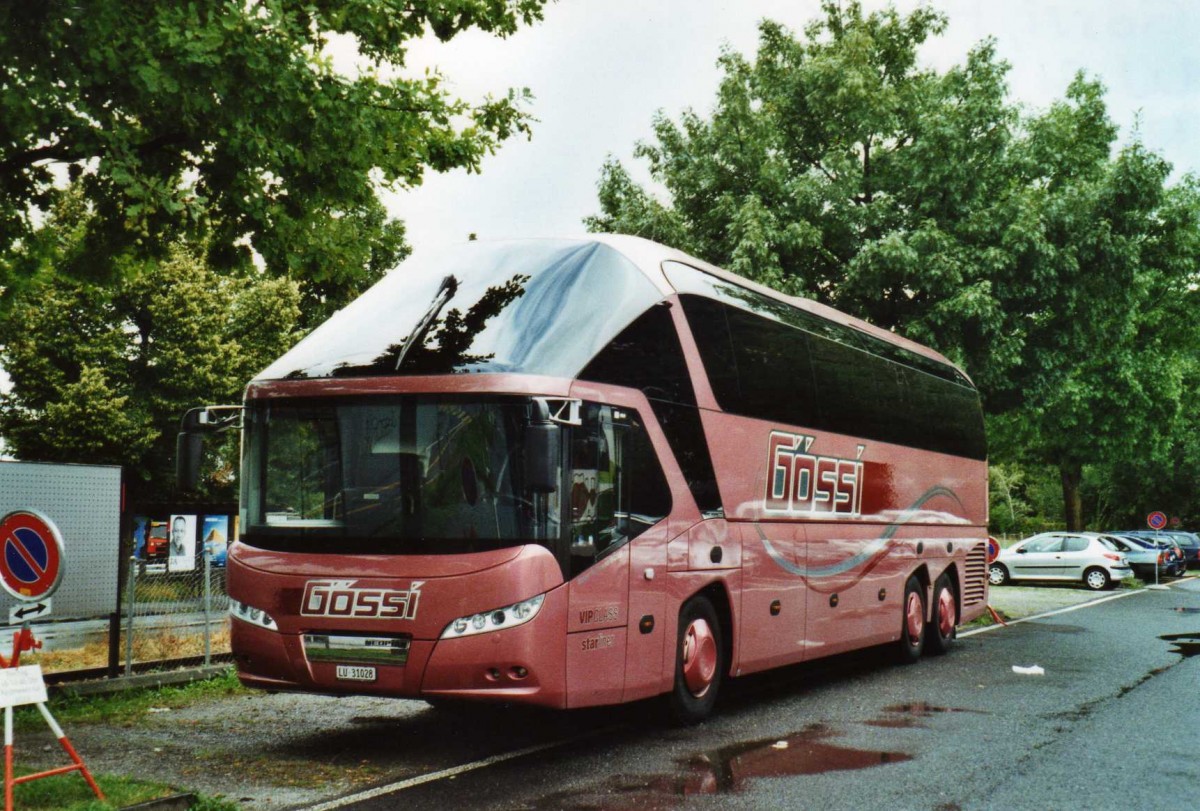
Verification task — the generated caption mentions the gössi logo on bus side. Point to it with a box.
[764,430,865,517]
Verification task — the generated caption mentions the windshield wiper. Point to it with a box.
[395,274,459,371]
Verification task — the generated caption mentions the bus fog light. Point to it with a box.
[441,594,547,639]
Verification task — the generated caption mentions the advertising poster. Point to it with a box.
[202,515,229,567]
[168,514,197,572]
[131,515,149,560]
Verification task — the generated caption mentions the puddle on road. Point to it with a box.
[881,702,986,717]
[1160,631,1200,658]
[528,725,911,810]
[863,716,926,729]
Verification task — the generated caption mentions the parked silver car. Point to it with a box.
[988,532,1132,590]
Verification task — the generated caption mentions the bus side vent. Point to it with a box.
[963,543,987,605]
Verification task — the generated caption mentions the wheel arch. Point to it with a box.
[910,564,932,618]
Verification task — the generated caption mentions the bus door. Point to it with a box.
[563,404,673,708]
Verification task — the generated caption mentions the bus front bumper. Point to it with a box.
[231,587,568,708]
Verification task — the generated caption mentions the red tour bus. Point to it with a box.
[179,236,988,722]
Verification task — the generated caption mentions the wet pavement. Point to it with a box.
[13,577,1199,810]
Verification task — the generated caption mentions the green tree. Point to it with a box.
[0,219,302,501]
[589,1,1200,530]
[0,0,546,317]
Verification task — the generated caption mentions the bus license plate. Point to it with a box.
[336,665,376,682]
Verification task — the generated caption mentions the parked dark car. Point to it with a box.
[1121,530,1199,570]
[1103,534,1182,581]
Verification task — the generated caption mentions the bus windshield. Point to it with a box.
[240,397,560,555]
[255,239,661,381]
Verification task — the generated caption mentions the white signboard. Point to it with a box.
[9,598,52,625]
[168,514,197,572]
[0,665,48,709]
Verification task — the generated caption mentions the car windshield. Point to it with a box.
[1097,537,1118,551]
[240,396,560,555]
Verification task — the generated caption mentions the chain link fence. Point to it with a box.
[120,554,230,675]
[5,504,236,682]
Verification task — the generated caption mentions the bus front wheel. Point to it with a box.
[669,595,725,724]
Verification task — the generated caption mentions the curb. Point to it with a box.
[51,665,232,698]
[121,793,197,811]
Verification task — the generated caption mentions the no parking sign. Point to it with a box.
[0,509,65,602]
[1147,511,1168,531]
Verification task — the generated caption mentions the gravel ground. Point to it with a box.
[15,577,1186,809]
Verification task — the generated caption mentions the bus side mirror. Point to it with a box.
[176,431,204,491]
[175,405,243,492]
[524,422,560,493]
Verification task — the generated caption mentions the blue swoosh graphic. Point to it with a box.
[758,486,965,579]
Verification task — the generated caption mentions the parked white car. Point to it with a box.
[988,532,1132,591]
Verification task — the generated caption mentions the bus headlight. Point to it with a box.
[441,594,545,639]
[229,597,278,631]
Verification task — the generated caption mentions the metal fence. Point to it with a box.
[2,496,236,681]
[120,554,230,675]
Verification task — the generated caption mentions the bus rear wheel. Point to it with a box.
[669,595,725,724]
[925,573,957,656]
[896,575,926,664]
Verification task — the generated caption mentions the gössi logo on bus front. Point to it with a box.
[300,579,424,620]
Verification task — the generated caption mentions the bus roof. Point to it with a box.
[253,234,969,386]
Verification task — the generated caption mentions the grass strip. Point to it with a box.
[9,767,239,810]
[14,669,246,731]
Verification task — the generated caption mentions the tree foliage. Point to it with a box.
[0,0,547,317]
[589,1,1200,529]
[0,195,303,502]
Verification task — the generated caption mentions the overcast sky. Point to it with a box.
[384,0,1200,253]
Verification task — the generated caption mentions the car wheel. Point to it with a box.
[925,573,957,656]
[1083,567,1110,591]
[988,563,1009,586]
[896,575,926,664]
[668,595,725,725]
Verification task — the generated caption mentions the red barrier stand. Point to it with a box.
[2,626,104,811]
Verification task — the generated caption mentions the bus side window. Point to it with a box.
[569,405,671,576]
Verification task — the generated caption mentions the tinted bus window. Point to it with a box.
[579,305,695,407]
[569,404,672,576]
[579,304,723,517]
[666,263,986,460]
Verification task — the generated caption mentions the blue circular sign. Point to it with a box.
[1147,511,1168,530]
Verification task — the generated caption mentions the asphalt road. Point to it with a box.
[307,580,1200,811]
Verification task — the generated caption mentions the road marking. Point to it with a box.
[305,727,614,810]
[960,587,1148,638]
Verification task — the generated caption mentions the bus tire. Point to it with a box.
[925,573,957,656]
[896,575,926,664]
[668,595,725,724]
